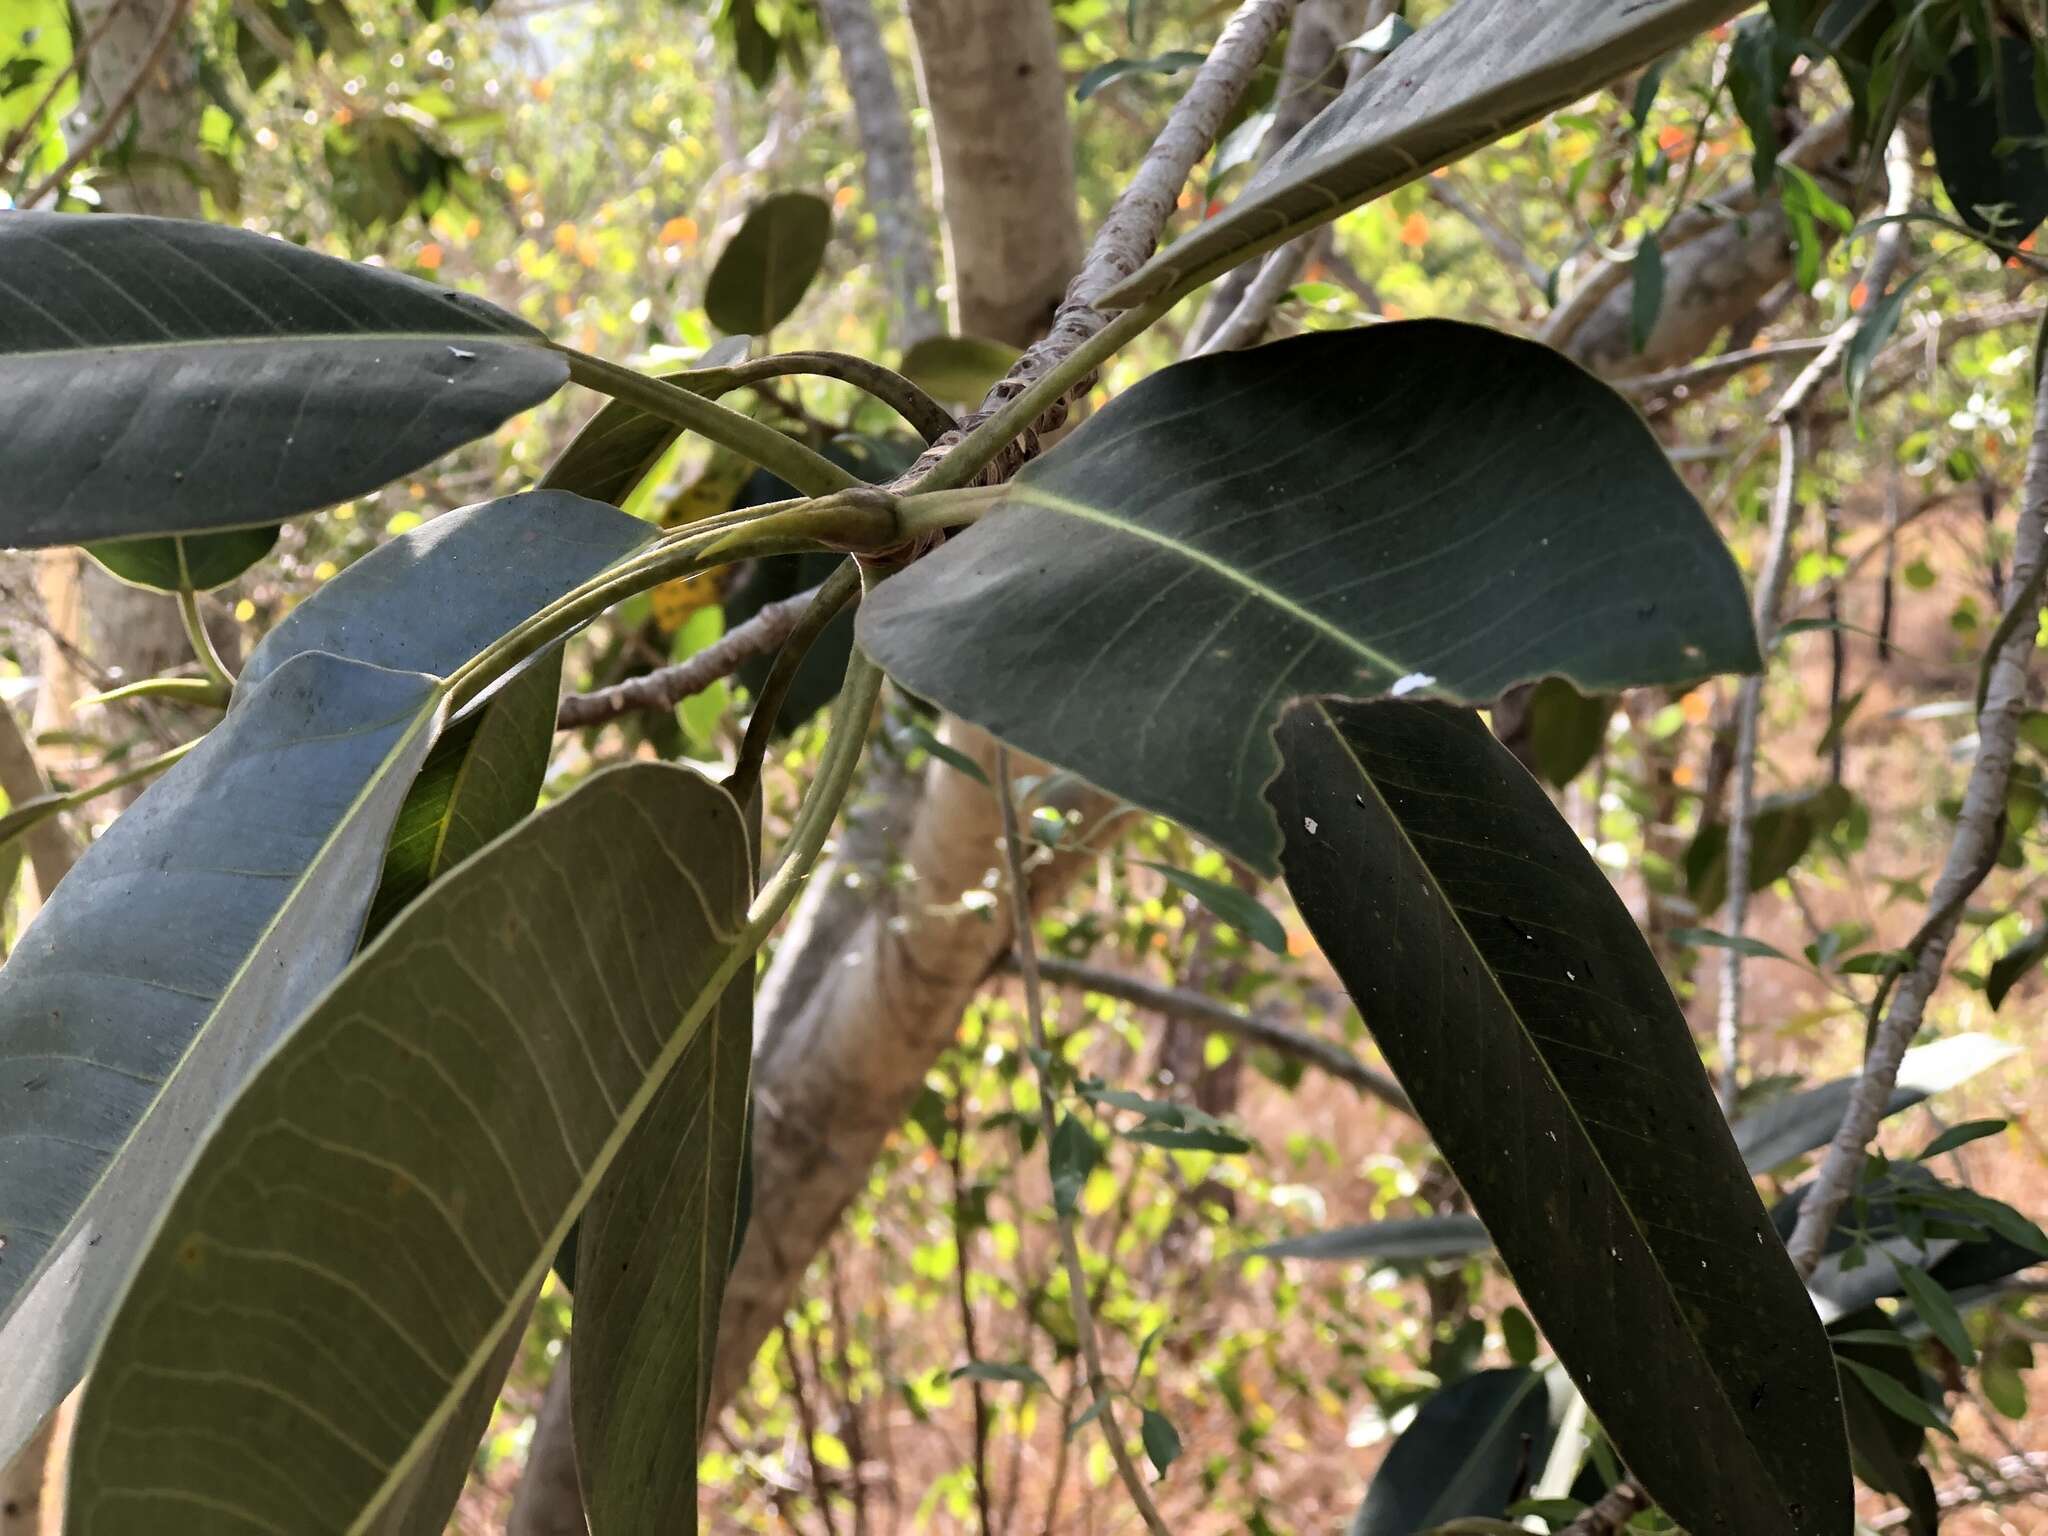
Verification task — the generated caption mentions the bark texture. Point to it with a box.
[905,0,1083,348]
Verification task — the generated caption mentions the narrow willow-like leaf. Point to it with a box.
[1100,0,1747,307]
[705,192,832,335]
[0,213,569,546]
[574,975,752,1531]
[858,322,1758,873]
[67,763,751,1536]
[1248,1214,1492,1265]
[1351,1368,1556,1536]
[0,490,651,1462]
[1929,37,2048,241]
[1272,700,1849,1536]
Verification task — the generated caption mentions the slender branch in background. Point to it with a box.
[1716,419,1804,1110]
[1011,952,1412,1116]
[690,350,956,443]
[1716,137,1913,1108]
[0,0,130,176]
[946,1077,995,1536]
[906,0,1303,494]
[1196,228,1328,355]
[1784,362,2048,1276]
[557,576,831,730]
[0,702,78,903]
[815,0,946,347]
[780,1320,845,1536]
[1426,178,1550,297]
[993,746,1174,1536]
[18,0,188,205]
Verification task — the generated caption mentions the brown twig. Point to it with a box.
[896,0,1303,491]
[556,578,830,730]
[1784,340,2048,1276]
[993,746,1175,1536]
[1010,953,1412,1116]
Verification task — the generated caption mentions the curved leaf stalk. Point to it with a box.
[176,587,236,693]
[751,646,885,937]
[0,737,199,857]
[76,676,230,711]
[726,558,863,805]
[559,347,858,498]
[687,351,957,443]
[994,742,1176,1536]
[443,493,900,715]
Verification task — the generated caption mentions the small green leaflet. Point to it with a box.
[1629,236,1666,353]
[1140,1407,1182,1476]
[1142,860,1286,953]
[1892,1264,1975,1366]
[1670,926,1799,963]
[1916,1119,2006,1159]
[1048,1114,1099,1217]
[1836,1357,1956,1438]
[952,1361,1050,1391]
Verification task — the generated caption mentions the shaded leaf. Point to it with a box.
[67,764,752,1534]
[1139,1406,1181,1476]
[0,655,442,1464]
[1894,1264,1975,1366]
[1350,1368,1552,1536]
[1076,50,1206,101]
[1122,1125,1251,1154]
[1272,700,1848,1536]
[1930,36,2048,241]
[1668,927,1799,963]
[0,492,649,1462]
[1629,236,1665,353]
[1142,861,1285,953]
[905,721,990,785]
[897,334,1021,405]
[859,322,1758,875]
[1831,1310,1940,1536]
[538,338,752,508]
[574,963,752,1531]
[0,212,567,546]
[1519,677,1612,789]
[1727,14,1788,184]
[1731,1034,2015,1173]
[1247,1213,1493,1265]
[1985,911,2048,1008]
[705,192,832,335]
[1102,0,1749,307]
[1684,782,1852,911]
[87,527,282,592]
[1049,1114,1099,1217]
[1837,1358,1955,1438]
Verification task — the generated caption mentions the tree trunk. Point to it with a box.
[703,0,1089,1417]
[818,0,946,345]
[34,0,200,770]
[904,0,1083,347]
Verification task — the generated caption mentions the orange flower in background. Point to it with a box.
[1398,211,1430,248]
[1658,126,1690,157]
[832,186,857,211]
[553,221,579,254]
[658,215,698,248]
[533,77,555,102]
[1850,282,1869,310]
[1680,685,1714,725]
[415,243,443,272]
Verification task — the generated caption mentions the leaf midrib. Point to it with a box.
[3,331,547,362]
[1323,701,1779,1499]
[1010,483,1404,678]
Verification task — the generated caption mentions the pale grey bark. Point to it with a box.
[905,0,1082,349]
[818,0,945,345]
[1784,375,2048,1277]
[506,1360,584,1536]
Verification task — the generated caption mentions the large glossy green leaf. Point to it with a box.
[1100,0,1747,308]
[1271,700,1849,1536]
[0,490,650,1461]
[704,192,832,335]
[858,322,1759,873]
[0,212,568,547]
[573,972,752,1531]
[1350,1368,1557,1536]
[67,762,752,1536]
[0,653,442,1463]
